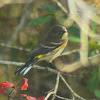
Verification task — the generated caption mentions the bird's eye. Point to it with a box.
[60,30,66,35]
[58,30,66,36]
[62,30,66,33]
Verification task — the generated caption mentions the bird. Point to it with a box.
[15,25,68,75]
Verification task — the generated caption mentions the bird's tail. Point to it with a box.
[15,58,38,75]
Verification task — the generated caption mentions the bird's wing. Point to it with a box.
[27,41,63,59]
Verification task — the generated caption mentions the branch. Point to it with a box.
[0,53,100,74]
[0,60,83,78]
[55,95,71,100]
[0,60,58,73]
[60,74,86,100]
[80,13,89,66]
[52,72,60,100]
[0,60,24,66]
[44,92,54,100]
[55,0,68,14]
[54,53,100,73]
[0,43,31,51]
[8,0,33,44]
[0,42,79,55]
[61,49,79,56]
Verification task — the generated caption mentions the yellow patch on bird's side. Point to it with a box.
[60,39,67,48]
[34,55,43,59]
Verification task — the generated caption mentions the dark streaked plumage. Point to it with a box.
[15,25,68,75]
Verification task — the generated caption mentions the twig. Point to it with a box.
[52,72,60,100]
[54,72,60,93]
[0,59,80,78]
[0,53,100,77]
[55,95,71,100]
[8,80,22,100]
[8,0,33,45]
[44,92,55,100]
[0,42,79,55]
[0,53,100,67]
[72,95,75,100]
[54,53,100,73]
[61,49,79,56]
[0,60,24,66]
[0,60,59,74]
[0,42,79,56]
[55,0,68,13]
[60,74,85,100]
[0,43,31,52]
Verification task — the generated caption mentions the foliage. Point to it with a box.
[41,3,56,14]
[94,89,100,98]
[0,0,100,100]
[28,3,56,26]
[0,81,17,94]
[0,78,45,100]
[87,69,99,92]
[28,16,53,26]
[21,78,28,90]
[87,22,100,98]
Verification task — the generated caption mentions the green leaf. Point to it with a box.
[28,16,53,26]
[87,70,99,92]
[41,3,56,13]
[99,65,100,81]
[89,49,95,56]
[68,23,80,37]
[74,52,80,61]
[89,40,100,50]
[68,36,80,42]
[94,89,100,98]
[91,22,96,33]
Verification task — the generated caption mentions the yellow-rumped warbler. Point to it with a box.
[15,25,68,75]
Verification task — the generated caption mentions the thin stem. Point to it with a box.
[8,80,22,100]
[60,74,86,100]
[44,92,55,100]
[52,72,60,100]
[55,94,71,100]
